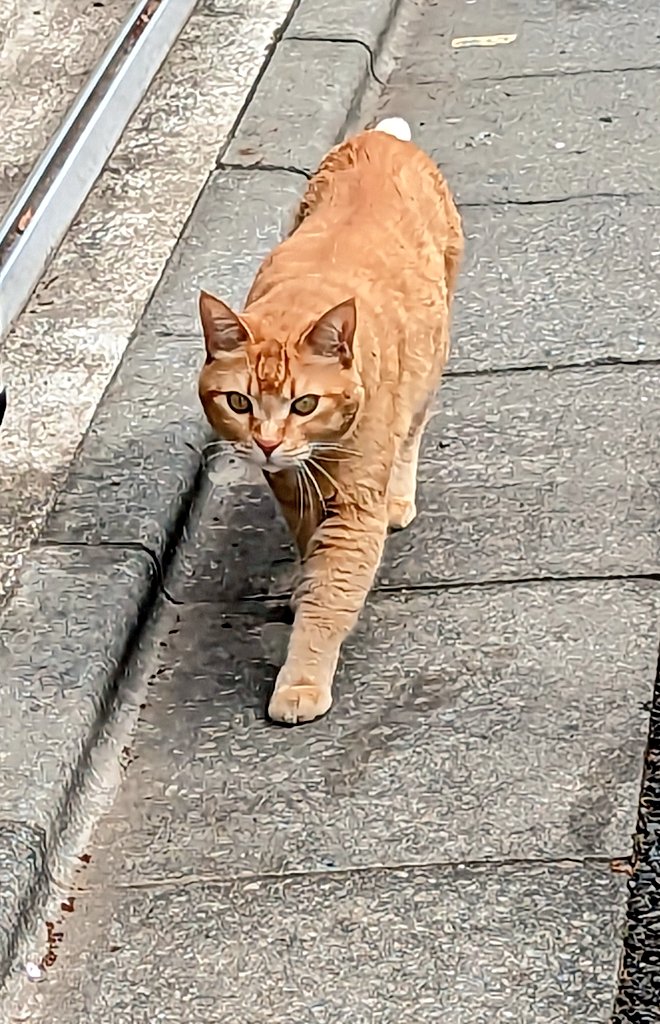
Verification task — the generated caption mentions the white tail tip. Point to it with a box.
[374,117,412,142]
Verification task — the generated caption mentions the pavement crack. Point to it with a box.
[216,160,311,178]
[287,34,386,85]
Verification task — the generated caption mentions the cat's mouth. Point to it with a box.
[251,444,309,473]
[260,456,307,474]
[245,440,355,474]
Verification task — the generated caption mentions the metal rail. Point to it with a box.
[0,0,198,339]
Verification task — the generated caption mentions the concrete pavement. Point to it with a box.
[2,0,659,1020]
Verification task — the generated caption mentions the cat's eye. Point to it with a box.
[290,394,319,416]
[226,392,252,414]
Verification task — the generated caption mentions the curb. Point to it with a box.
[0,0,403,992]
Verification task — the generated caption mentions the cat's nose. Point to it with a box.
[254,437,281,457]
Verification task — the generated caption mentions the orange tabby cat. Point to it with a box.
[199,117,463,724]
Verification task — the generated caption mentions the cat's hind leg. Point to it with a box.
[387,413,427,530]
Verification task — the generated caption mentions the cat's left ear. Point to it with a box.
[300,298,356,368]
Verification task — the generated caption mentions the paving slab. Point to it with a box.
[454,197,660,370]
[223,39,369,170]
[379,69,660,203]
[285,0,399,52]
[141,168,304,337]
[20,862,625,1024]
[384,364,660,587]
[0,545,155,831]
[82,574,657,882]
[175,469,294,603]
[386,0,660,81]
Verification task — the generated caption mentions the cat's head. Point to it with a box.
[198,290,364,472]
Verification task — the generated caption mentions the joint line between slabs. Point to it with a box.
[445,356,660,379]
[459,191,653,209]
[467,62,660,84]
[243,571,660,605]
[73,853,629,895]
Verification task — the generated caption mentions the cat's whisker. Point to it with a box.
[301,462,326,515]
[307,457,346,501]
[204,439,244,455]
[295,472,303,526]
[281,452,309,468]
[204,438,234,453]
[313,442,359,453]
[311,443,359,460]
[298,465,314,519]
[296,466,305,513]
[205,447,249,466]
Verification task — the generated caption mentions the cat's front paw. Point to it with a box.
[268,677,332,725]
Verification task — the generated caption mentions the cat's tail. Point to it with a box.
[373,117,412,142]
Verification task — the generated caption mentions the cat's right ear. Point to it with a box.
[199,291,250,359]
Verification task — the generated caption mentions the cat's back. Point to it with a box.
[246,125,462,324]
[295,127,460,251]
